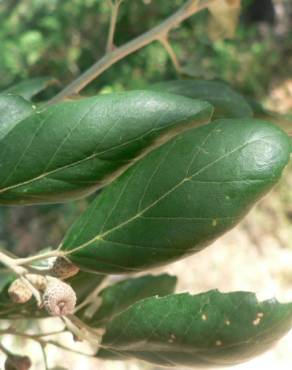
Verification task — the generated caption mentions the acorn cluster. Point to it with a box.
[8,258,79,317]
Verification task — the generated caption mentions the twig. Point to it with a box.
[62,315,104,347]
[48,0,215,104]
[159,35,181,74]
[106,0,123,53]
[0,329,96,358]
[14,250,63,266]
[29,329,67,338]
[0,251,42,306]
[40,343,49,370]
[74,276,108,314]
[0,342,12,356]
[0,251,27,276]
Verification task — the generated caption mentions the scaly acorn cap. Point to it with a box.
[43,278,77,316]
[51,257,80,280]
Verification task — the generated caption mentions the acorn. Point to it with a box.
[8,275,47,304]
[8,279,32,304]
[4,354,32,370]
[51,257,80,280]
[43,278,77,316]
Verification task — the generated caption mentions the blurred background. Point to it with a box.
[0,0,291,369]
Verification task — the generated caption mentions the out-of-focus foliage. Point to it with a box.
[0,0,291,98]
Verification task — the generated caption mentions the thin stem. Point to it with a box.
[62,315,104,347]
[0,342,12,356]
[0,251,42,306]
[40,344,49,370]
[159,35,181,74]
[74,276,108,314]
[0,251,27,275]
[30,329,67,338]
[48,0,215,104]
[15,250,63,266]
[106,0,123,53]
[0,330,96,358]
[19,277,42,307]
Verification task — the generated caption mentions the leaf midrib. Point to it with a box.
[62,136,272,255]
[0,115,208,196]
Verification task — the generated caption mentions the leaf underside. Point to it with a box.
[82,274,177,327]
[149,80,253,119]
[0,90,212,205]
[1,77,56,100]
[61,118,290,273]
[99,290,292,368]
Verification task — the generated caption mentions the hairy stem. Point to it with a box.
[48,0,214,104]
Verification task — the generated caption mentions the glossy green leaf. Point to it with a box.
[86,274,177,326]
[0,91,212,205]
[0,95,33,140]
[1,77,56,100]
[99,290,292,367]
[148,80,252,119]
[61,119,290,273]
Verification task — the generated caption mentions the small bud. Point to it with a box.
[51,257,80,280]
[4,354,32,370]
[8,279,32,304]
[43,279,77,316]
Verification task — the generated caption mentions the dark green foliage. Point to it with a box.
[61,118,290,273]
[149,80,253,118]
[85,274,177,327]
[0,91,212,205]
[99,290,292,367]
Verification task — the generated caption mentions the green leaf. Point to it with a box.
[1,77,57,100]
[99,290,292,367]
[61,118,290,273]
[67,271,105,304]
[0,91,212,205]
[148,80,252,119]
[86,274,177,326]
[0,95,33,140]
[96,348,127,361]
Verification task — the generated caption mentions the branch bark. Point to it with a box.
[106,0,123,53]
[0,250,46,306]
[48,0,214,104]
[159,36,182,74]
